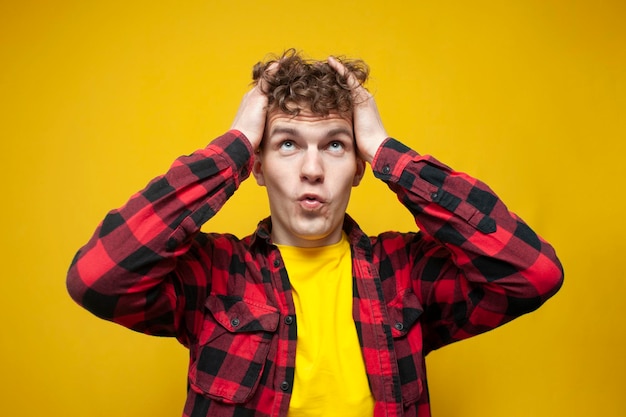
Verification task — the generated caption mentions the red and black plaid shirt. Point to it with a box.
[67,131,563,417]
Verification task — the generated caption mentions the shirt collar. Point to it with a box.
[249,214,370,252]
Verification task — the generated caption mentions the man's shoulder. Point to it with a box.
[191,230,257,249]
[369,230,425,253]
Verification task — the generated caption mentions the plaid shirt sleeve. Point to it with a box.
[66,130,253,338]
[372,138,564,352]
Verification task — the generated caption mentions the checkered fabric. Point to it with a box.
[67,131,563,417]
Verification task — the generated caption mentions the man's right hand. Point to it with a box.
[230,62,278,151]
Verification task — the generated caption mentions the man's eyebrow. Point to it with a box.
[269,126,300,137]
[325,127,354,138]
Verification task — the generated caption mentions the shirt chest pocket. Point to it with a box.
[189,294,280,404]
[387,288,426,405]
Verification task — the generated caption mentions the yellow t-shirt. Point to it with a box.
[277,234,375,417]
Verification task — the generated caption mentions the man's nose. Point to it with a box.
[300,149,324,182]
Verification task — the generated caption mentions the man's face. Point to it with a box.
[253,109,365,247]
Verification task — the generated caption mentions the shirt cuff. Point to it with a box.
[205,130,255,186]
[371,138,420,182]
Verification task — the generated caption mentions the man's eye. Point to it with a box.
[280,140,295,150]
[328,141,344,151]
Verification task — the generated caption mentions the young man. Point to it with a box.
[67,50,564,417]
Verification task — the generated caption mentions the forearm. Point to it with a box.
[66,131,253,334]
[372,138,564,346]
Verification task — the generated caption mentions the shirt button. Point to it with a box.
[382,165,391,174]
[280,381,290,391]
[430,192,438,200]
[394,322,404,331]
[166,237,178,251]
[273,259,280,267]
[284,315,294,325]
[231,318,240,327]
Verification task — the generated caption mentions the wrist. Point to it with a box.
[361,136,388,164]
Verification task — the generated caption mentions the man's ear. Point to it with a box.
[252,153,266,186]
[352,158,366,187]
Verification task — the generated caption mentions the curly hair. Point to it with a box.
[252,49,369,118]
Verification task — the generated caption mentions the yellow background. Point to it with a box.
[1,0,624,416]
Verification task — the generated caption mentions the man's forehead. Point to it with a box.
[266,109,353,131]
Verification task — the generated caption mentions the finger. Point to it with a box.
[267,61,280,73]
[256,61,280,94]
[327,56,346,75]
[327,56,361,89]
[328,56,371,106]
